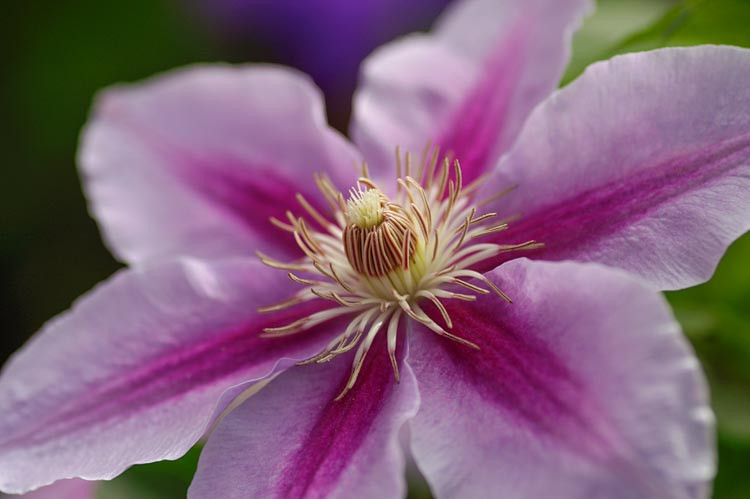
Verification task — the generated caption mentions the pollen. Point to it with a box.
[346,188,384,229]
[257,145,541,399]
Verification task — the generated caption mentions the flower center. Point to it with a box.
[257,146,540,399]
[343,189,416,280]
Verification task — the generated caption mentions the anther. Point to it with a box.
[343,189,417,277]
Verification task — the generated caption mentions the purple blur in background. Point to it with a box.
[184,0,454,127]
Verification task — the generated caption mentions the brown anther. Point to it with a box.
[343,207,417,277]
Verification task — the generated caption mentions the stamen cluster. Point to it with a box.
[258,147,539,398]
[343,193,415,278]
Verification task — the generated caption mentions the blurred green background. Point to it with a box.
[1,0,748,497]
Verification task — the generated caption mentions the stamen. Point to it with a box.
[416,141,431,184]
[395,146,403,193]
[335,312,389,400]
[255,251,310,271]
[479,184,518,207]
[258,145,536,399]
[497,240,543,252]
[471,224,509,238]
[313,172,342,213]
[468,212,496,226]
[431,289,477,301]
[256,296,304,313]
[261,317,309,336]
[269,216,296,233]
[452,278,489,294]
[288,272,319,286]
[328,263,355,294]
[401,301,479,350]
[425,145,440,188]
[387,310,402,382]
[262,307,362,337]
[296,192,331,229]
[437,157,450,197]
[417,290,452,328]
[453,210,475,251]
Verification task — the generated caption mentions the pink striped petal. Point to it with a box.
[0,258,338,494]
[80,65,361,265]
[409,258,714,498]
[352,0,592,185]
[189,334,419,499]
[478,46,750,290]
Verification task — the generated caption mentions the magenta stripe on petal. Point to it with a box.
[189,331,417,498]
[178,153,330,256]
[0,259,350,493]
[122,117,333,258]
[0,300,334,451]
[80,65,361,265]
[435,20,526,184]
[482,131,750,271]
[409,259,713,497]
[278,335,404,496]
[421,298,618,459]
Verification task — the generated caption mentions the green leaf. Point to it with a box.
[564,0,750,84]
[96,445,202,499]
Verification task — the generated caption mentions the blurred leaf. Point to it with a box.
[713,433,750,499]
[1,0,222,364]
[96,444,202,499]
[667,234,750,443]
[566,0,675,83]
[564,0,750,83]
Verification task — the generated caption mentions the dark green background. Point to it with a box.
[1,0,748,497]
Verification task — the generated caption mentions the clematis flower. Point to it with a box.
[1,0,749,497]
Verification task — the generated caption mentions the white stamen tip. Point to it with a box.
[346,189,383,228]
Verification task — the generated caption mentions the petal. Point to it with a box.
[189,334,419,499]
[479,46,750,290]
[5,479,95,499]
[80,64,361,265]
[352,0,592,184]
[0,258,339,494]
[409,258,714,498]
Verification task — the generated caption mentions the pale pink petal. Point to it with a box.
[189,335,419,499]
[352,0,592,184]
[478,46,750,290]
[80,65,361,265]
[409,258,714,498]
[0,258,338,494]
[3,479,95,499]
